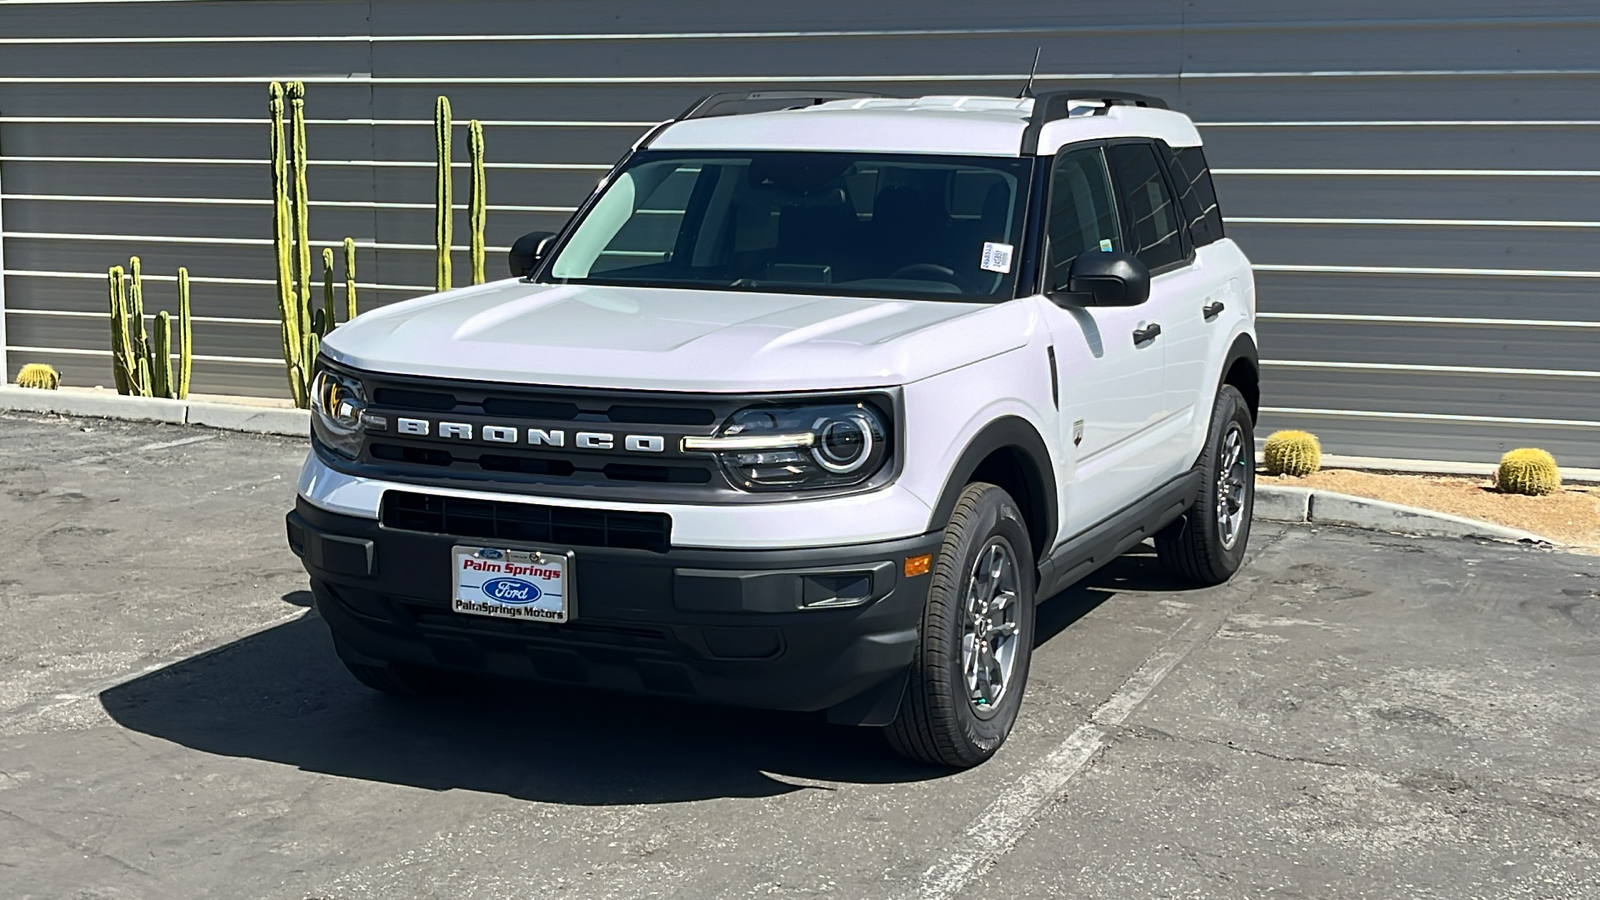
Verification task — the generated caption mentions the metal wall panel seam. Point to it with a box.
[0,156,609,170]
[1217,168,1600,176]
[6,116,1599,129]
[8,158,1598,178]
[4,345,282,366]
[1261,407,1600,429]
[1,232,513,253]
[3,13,1600,37]
[4,68,1600,84]
[15,197,1597,228]
[0,194,578,214]
[1260,313,1600,329]
[0,117,657,126]
[1255,264,1600,278]
[4,269,433,292]
[1231,217,1600,228]
[1262,360,1600,378]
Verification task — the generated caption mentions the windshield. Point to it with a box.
[542,151,1033,301]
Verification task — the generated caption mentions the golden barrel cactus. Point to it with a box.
[16,363,61,390]
[1262,430,1322,476]
[1496,448,1561,496]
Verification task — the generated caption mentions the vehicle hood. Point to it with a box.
[321,280,1036,391]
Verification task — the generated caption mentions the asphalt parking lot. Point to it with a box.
[2,411,1598,900]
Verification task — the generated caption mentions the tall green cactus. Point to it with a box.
[152,312,174,399]
[343,236,358,321]
[288,81,312,345]
[267,81,356,407]
[435,95,453,292]
[269,82,304,407]
[176,267,192,399]
[106,257,191,399]
[128,257,152,396]
[320,246,336,335]
[107,265,133,395]
[469,118,486,285]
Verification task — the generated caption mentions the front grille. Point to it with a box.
[381,490,671,553]
[367,442,713,485]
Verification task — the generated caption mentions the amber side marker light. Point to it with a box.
[904,554,932,577]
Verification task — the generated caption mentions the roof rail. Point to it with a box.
[677,90,890,121]
[1020,89,1171,154]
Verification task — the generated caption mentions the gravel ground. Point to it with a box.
[1261,469,1600,551]
[3,412,1599,900]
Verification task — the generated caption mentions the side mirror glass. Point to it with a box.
[508,231,558,279]
[1058,251,1151,306]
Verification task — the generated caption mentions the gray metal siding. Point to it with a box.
[2,0,1596,468]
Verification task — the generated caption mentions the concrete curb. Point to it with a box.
[1256,484,1552,546]
[0,386,308,436]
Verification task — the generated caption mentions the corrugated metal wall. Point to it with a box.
[2,0,1597,467]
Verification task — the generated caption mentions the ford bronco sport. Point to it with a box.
[286,90,1259,768]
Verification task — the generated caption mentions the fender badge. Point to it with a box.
[1072,419,1085,447]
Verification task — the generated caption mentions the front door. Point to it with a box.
[1035,146,1169,537]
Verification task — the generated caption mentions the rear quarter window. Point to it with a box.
[1165,145,1225,247]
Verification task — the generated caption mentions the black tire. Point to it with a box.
[1156,384,1255,585]
[886,482,1036,768]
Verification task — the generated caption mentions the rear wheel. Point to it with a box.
[1156,385,1254,585]
[886,482,1036,768]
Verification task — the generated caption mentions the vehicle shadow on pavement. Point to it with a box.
[1036,547,1189,646]
[99,550,1184,806]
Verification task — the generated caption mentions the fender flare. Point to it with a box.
[926,416,1058,554]
[1219,332,1260,421]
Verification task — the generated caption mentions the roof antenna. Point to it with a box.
[1018,47,1042,99]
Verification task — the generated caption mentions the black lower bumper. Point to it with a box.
[287,498,939,719]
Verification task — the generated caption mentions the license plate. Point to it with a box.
[452,545,573,623]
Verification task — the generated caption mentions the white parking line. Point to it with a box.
[906,604,1233,900]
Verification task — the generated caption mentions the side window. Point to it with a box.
[1045,147,1121,292]
[1164,144,1225,247]
[1107,142,1185,271]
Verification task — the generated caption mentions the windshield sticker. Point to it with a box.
[980,242,1015,274]
[1099,238,1115,252]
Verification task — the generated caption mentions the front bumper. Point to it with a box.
[287,498,940,716]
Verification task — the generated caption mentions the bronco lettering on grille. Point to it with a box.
[391,418,665,452]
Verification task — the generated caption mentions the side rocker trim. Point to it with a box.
[1035,467,1201,601]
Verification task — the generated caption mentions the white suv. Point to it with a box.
[287,90,1259,767]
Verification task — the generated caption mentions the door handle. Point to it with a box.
[1132,323,1162,345]
[1202,301,1225,320]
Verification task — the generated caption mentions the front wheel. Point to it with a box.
[1156,384,1255,585]
[886,482,1036,768]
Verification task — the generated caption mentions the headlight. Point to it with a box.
[310,368,368,459]
[684,401,891,491]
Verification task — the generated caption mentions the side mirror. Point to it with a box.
[1061,251,1150,306]
[508,231,558,279]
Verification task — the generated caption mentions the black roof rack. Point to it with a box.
[1020,89,1170,154]
[677,90,890,121]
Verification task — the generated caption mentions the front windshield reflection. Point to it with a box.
[543,151,1033,302]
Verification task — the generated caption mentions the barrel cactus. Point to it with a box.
[16,363,60,390]
[1262,430,1322,477]
[1495,448,1561,496]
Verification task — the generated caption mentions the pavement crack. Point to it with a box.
[0,806,153,878]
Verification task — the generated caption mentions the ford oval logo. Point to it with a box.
[481,577,541,604]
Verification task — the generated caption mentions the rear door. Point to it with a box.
[1104,140,1213,482]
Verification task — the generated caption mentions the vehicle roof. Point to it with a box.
[648,95,1203,158]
